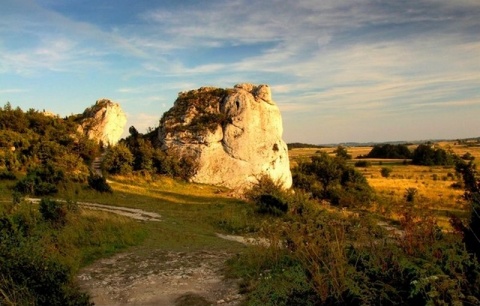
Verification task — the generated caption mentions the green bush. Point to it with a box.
[87,174,113,193]
[39,198,67,227]
[101,143,134,175]
[292,153,374,208]
[246,175,290,216]
[0,206,92,305]
[230,203,480,305]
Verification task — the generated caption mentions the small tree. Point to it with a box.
[102,143,134,175]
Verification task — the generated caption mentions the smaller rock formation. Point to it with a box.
[159,83,292,191]
[77,99,127,146]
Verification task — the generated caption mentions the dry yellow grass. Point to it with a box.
[288,141,480,228]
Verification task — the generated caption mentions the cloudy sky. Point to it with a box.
[1,0,479,144]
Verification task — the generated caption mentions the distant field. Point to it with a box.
[289,141,480,228]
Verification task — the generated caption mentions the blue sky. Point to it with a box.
[1,0,479,144]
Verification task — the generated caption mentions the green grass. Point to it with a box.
[56,175,255,253]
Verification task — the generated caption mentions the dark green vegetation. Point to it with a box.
[292,152,374,209]
[411,144,456,166]
[0,102,99,196]
[102,126,198,180]
[0,196,145,305]
[361,144,412,159]
[227,158,480,305]
[288,143,326,150]
[361,143,460,166]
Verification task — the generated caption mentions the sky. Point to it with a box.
[1,0,479,144]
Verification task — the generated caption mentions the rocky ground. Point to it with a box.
[75,203,244,306]
[77,249,242,306]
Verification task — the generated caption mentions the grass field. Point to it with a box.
[289,141,480,228]
[2,140,479,304]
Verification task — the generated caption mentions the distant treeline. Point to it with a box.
[358,143,474,166]
[359,144,412,159]
[287,143,326,150]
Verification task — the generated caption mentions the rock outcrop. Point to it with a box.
[159,83,292,191]
[78,99,127,146]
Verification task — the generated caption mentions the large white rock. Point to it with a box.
[78,99,127,146]
[159,84,292,191]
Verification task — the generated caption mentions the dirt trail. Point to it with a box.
[46,200,245,305]
[77,250,242,306]
[26,198,161,222]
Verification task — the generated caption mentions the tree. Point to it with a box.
[293,152,373,208]
[102,144,133,175]
[365,144,412,159]
[412,144,454,166]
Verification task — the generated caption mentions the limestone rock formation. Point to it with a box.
[78,99,127,146]
[159,83,292,191]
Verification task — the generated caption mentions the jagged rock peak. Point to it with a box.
[78,99,127,146]
[159,83,292,191]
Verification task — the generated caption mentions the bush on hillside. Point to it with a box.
[292,152,374,208]
[87,174,112,193]
[14,164,64,196]
[101,143,134,175]
[245,175,290,216]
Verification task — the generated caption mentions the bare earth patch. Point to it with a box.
[26,198,161,221]
[77,250,242,306]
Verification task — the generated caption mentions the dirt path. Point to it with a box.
[39,199,246,305]
[77,250,242,306]
[26,198,161,222]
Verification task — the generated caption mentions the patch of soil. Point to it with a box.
[77,250,243,306]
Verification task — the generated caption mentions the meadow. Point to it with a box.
[289,141,480,228]
[1,139,480,305]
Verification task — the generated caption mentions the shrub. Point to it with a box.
[293,153,374,208]
[404,188,418,203]
[14,164,64,196]
[87,174,112,193]
[334,146,352,160]
[461,152,475,161]
[101,143,134,175]
[39,198,67,227]
[354,160,371,167]
[246,175,290,216]
[257,194,288,216]
[380,167,392,178]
